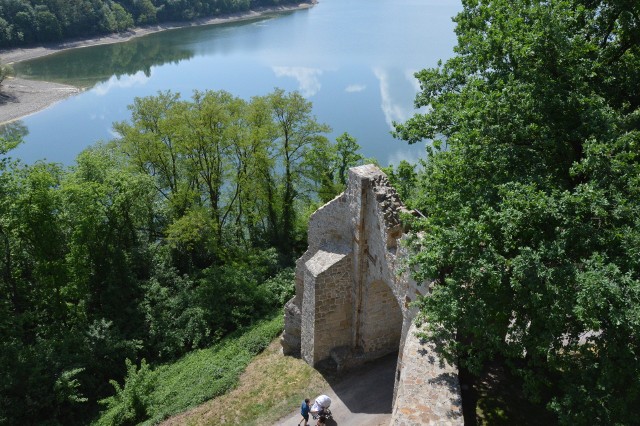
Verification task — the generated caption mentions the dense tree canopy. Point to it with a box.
[0,0,306,47]
[396,0,640,423]
[0,89,362,425]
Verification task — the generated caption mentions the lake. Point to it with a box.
[10,0,461,165]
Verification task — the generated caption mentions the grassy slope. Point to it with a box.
[128,313,312,425]
[159,339,328,426]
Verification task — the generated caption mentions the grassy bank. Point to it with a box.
[160,337,328,426]
[95,314,288,425]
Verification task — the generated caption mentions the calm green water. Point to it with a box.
[11,0,461,165]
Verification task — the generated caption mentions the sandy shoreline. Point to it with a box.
[0,2,315,125]
[0,77,81,125]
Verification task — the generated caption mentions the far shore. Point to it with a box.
[0,1,316,125]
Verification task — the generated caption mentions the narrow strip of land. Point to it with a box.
[0,77,81,125]
[0,2,316,126]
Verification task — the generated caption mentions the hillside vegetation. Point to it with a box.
[0,89,365,425]
[160,334,327,426]
[96,314,285,425]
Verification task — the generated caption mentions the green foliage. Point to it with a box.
[135,0,157,25]
[115,89,333,264]
[54,368,88,405]
[0,122,26,163]
[94,314,283,425]
[140,243,286,363]
[334,132,364,186]
[140,259,209,360]
[305,132,366,203]
[97,359,155,426]
[263,267,295,306]
[263,88,332,256]
[382,160,417,206]
[397,0,640,423]
[200,266,267,332]
[0,88,333,424]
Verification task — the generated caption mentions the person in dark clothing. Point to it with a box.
[299,398,310,426]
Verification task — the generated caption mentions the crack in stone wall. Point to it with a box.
[281,164,463,425]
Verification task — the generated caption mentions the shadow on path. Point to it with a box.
[318,352,397,415]
[275,353,397,426]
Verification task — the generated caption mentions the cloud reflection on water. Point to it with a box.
[373,67,428,130]
[93,71,151,96]
[272,66,323,97]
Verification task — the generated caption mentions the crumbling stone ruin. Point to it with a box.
[281,164,464,425]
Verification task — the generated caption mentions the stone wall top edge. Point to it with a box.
[309,192,348,219]
[349,163,384,179]
[304,249,349,277]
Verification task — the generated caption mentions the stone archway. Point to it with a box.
[281,164,463,425]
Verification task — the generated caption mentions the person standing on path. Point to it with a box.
[298,398,310,426]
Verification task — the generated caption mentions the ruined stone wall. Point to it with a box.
[295,193,350,304]
[282,164,463,425]
[356,170,409,358]
[302,251,353,364]
[282,193,351,356]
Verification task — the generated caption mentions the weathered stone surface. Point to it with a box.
[282,164,463,425]
[280,299,301,356]
[391,323,463,425]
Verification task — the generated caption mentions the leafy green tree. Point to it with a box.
[0,17,13,47]
[0,122,25,156]
[0,147,97,424]
[114,91,184,201]
[63,144,156,334]
[12,5,35,43]
[116,89,331,262]
[263,89,331,256]
[333,132,363,186]
[179,90,245,242]
[396,0,640,423]
[140,257,208,360]
[34,7,61,41]
[135,0,157,24]
[382,160,417,205]
[228,94,275,245]
[304,131,364,203]
[111,3,134,32]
